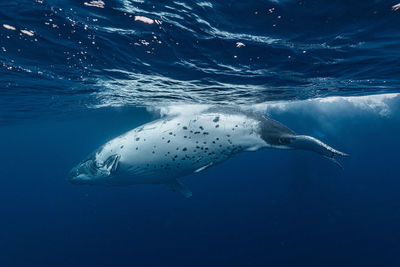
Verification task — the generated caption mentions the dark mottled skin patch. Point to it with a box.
[208,107,296,145]
[136,137,140,141]
[213,116,219,123]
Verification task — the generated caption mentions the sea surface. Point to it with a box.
[1,0,400,266]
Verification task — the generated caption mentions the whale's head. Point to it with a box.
[68,152,120,185]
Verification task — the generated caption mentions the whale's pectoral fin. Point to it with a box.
[166,179,193,198]
[101,154,120,174]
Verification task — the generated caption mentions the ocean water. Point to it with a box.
[1,0,400,266]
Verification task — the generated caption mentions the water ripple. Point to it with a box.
[1,0,400,122]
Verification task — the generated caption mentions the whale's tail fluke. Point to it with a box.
[289,135,349,168]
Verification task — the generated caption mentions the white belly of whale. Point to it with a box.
[96,112,266,185]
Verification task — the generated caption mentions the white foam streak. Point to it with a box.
[134,16,154,24]
[147,104,211,118]
[144,93,400,119]
[251,93,400,117]
[3,24,16,30]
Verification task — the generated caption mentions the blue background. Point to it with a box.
[1,0,400,266]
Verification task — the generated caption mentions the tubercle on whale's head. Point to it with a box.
[68,151,120,185]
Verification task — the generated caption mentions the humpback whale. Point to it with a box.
[69,107,348,197]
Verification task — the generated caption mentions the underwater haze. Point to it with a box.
[1,0,400,266]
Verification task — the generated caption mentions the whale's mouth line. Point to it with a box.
[68,174,90,185]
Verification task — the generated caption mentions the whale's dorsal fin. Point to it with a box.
[166,179,193,198]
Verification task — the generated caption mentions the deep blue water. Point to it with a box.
[1,0,400,266]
